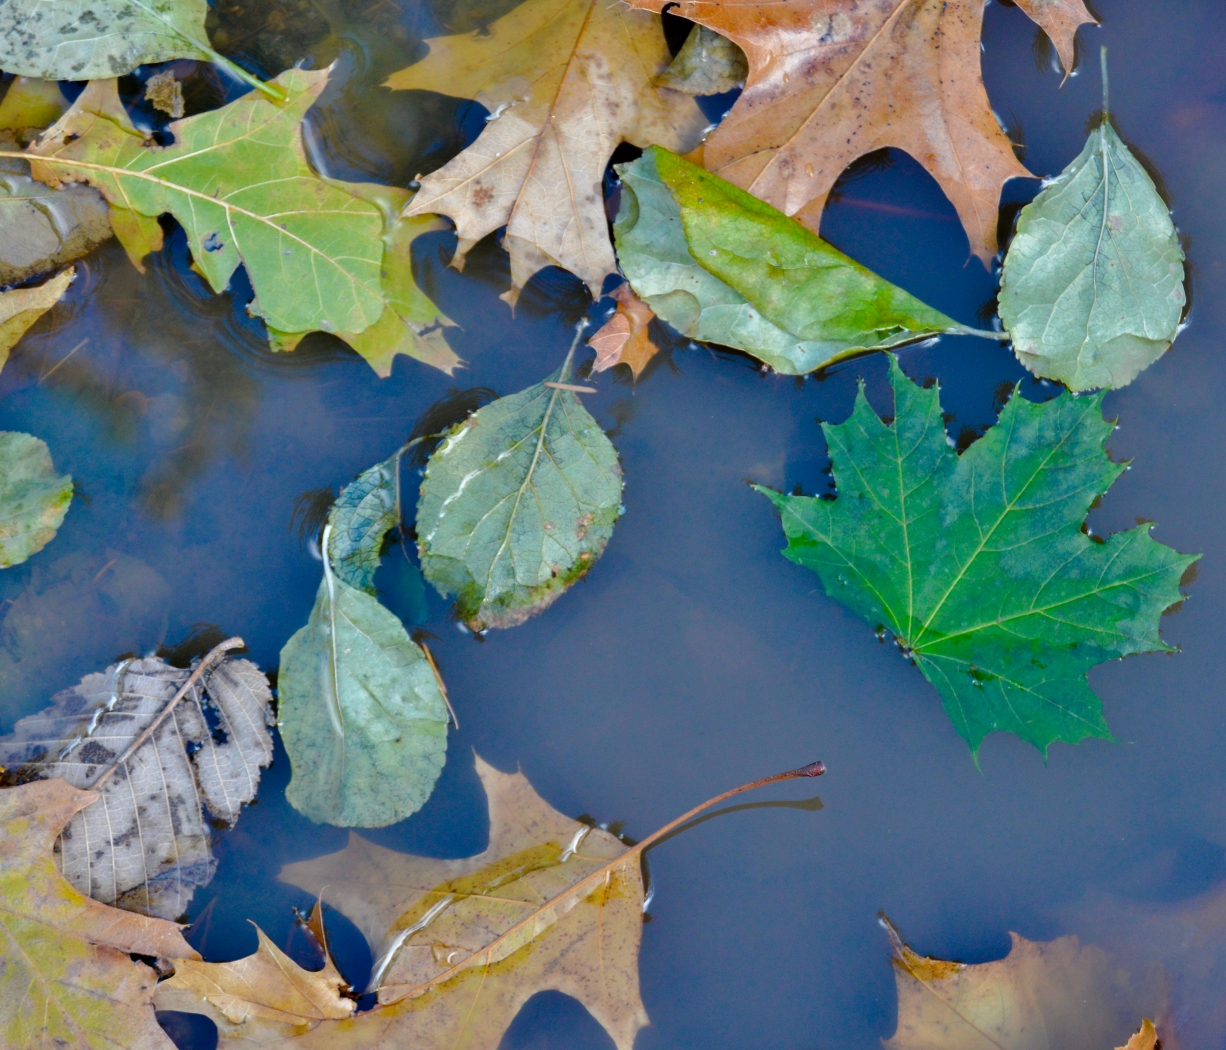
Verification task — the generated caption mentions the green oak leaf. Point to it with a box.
[756,356,1196,757]
[16,72,456,375]
[614,147,983,375]
[999,56,1186,392]
[0,431,72,568]
[279,456,448,828]
[417,335,623,631]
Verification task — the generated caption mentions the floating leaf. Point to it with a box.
[279,453,448,828]
[16,72,456,374]
[417,331,623,631]
[0,430,72,568]
[657,24,747,96]
[0,778,196,1050]
[0,267,74,370]
[881,916,1163,1050]
[589,283,660,379]
[999,52,1186,391]
[756,356,1196,756]
[390,0,706,301]
[0,643,274,919]
[615,148,977,374]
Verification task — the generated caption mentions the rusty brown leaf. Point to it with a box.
[589,284,660,379]
[623,0,1095,262]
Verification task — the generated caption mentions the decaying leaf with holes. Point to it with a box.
[0,778,197,1050]
[388,0,707,302]
[14,70,456,375]
[0,429,72,568]
[0,643,273,919]
[623,0,1095,263]
[416,332,623,630]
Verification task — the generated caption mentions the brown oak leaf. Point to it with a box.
[589,283,660,379]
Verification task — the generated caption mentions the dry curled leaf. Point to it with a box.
[589,284,660,379]
[0,778,197,1050]
[624,0,1096,262]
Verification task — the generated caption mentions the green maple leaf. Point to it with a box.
[757,357,1196,756]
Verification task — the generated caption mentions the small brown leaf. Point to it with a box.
[144,70,184,119]
[1117,1019,1159,1050]
[589,284,660,379]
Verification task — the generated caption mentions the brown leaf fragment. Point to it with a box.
[389,0,708,302]
[144,70,185,119]
[881,915,1165,1050]
[0,778,196,1050]
[589,284,660,379]
[623,0,1094,263]
[1117,1019,1160,1050]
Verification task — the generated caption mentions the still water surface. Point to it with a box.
[3,0,1225,1046]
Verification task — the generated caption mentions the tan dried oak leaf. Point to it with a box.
[388,0,708,302]
[624,0,1095,262]
[589,283,660,379]
[0,778,197,1050]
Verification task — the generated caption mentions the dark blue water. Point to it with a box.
[3,0,1225,1046]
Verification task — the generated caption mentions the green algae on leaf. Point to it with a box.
[416,328,624,632]
[280,454,448,828]
[614,148,985,375]
[999,50,1185,391]
[756,357,1196,756]
[0,430,72,568]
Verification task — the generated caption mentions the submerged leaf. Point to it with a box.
[756,357,1196,756]
[279,454,448,828]
[0,267,74,370]
[0,648,274,919]
[0,430,72,568]
[658,24,748,96]
[0,779,196,1050]
[999,59,1185,390]
[417,337,623,630]
[615,148,970,374]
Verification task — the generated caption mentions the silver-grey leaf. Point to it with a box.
[999,119,1186,391]
[0,654,274,919]
[328,451,401,594]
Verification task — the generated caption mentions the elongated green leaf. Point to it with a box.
[417,342,623,631]
[280,455,448,828]
[999,113,1185,391]
[0,0,210,81]
[757,357,1196,757]
[614,148,973,375]
[16,72,456,374]
[0,431,72,568]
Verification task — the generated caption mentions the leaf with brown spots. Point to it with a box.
[0,778,197,1050]
[388,0,708,303]
[623,0,1096,263]
[589,283,660,379]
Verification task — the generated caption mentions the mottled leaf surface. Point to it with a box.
[0,655,274,919]
[757,357,1195,755]
[999,118,1186,391]
[0,430,72,568]
[615,149,962,374]
[0,779,195,1050]
[417,356,623,631]
[328,451,403,594]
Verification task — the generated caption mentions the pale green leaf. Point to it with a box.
[615,148,973,375]
[999,115,1185,391]
[0,430,72,568]
[416,341,623,632]
[328,451,403,595]
[757,357,1195,757]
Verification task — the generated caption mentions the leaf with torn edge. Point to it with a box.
[615,148,975,375]
[417,329,623,631]
[0,267,74,371]
[15,71,457,375]
[657,25,747,96]
[0,778,196,1050]
[0,643,274,919]
[1118,1020,1159,1050]
[623,0,1095,263]
[279,450,449,828]
[999,53,1185,391]
[756,356,1196,756]
[589,283,660,379]
[154,904,354,1040]
[157,755,822,1050]
[389,0,707,301]
[0,429,72,568]
[881,916,1164,1050]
